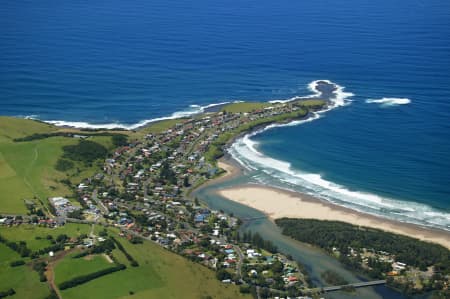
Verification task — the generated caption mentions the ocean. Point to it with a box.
[1,0,449,230]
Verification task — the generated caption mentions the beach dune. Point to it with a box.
[218,185,450,249]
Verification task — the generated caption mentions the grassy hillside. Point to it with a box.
[222,102,271,113]
[55,254,114,286]
[61,229,249,299]
[0,117,57,141]
[0,224,250,299]
[0,117,117,214]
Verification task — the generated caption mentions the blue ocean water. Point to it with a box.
[1,0,449,229]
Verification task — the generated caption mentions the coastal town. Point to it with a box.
[1,97,449,298]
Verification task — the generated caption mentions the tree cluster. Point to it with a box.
[239,231,278,253]
[275,218,450,274]
[62,140,108,164]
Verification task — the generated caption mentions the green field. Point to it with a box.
[0,224,250,299]
[135,119,184,137]
[61,230,249,299]
[222,102,271,113]
[0,223,91,251]
[0,117,117,214]
[296,99,327,108]
[55,254,114,285]
[0,242,50,299]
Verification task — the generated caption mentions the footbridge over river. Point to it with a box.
[322,280,387,292]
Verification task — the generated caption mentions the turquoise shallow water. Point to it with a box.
[1,1,449,228]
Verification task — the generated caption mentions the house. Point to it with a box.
[194,214,206,223]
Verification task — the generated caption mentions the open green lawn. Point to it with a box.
[55,254,114,285]
[295,99,327,108]
[134,119,184,137]
[0,241,50,299]
[0,223,91,251]
[61,230,250,299]
[0,243,20,264]
[0,117,57,140]
[0,117,115,214]
[0,136,78,213]
[0,225,250,299]
[222,102,271,113]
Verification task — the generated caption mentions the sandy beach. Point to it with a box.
[217,161,450,250]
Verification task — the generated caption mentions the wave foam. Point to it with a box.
[230,135,450,231]
[269,79,354,108]
[228,81,448,231]
[43,102,231,130]
[366,97,411,107]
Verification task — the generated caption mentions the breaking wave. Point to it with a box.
[366,97,411,107]
[40,102,231,130]
[269,79,354,107]
[229,82,450,231]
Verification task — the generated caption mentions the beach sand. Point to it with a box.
[217,161,450,250]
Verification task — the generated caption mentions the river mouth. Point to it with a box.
[192,162,406,299]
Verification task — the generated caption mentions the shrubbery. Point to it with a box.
[321,270,348,286]
[9,260,25,267]
[0,235,31,257]
[62,140,107,163]
[55,159,74,171]
[0,289,15,298]
[32,261,47,282]
[112,135,128,147]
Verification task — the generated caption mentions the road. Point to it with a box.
[92,189,109,215]
[321,280,387,292]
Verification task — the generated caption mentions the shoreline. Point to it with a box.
[215,159,450,250]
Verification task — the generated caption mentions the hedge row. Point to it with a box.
[0,234,31,257]
[58,264,126,290]
[0,289,15,298]
[9,260,25,267]
[72,251,90,259]
[110,237,139,267]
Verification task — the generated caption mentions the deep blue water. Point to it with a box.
[1,0,449,229]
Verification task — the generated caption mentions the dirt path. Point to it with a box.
[103,253,114,264]
[23,145,39,196]
[45,248,77,299]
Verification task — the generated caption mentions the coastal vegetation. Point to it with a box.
[222,102,271,113]
[320,270,348,286]
[295,99,327,110]
[276,218,450,295]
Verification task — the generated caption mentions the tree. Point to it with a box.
[112,135,128,147]
[216,269,232,281]
[183,176,190,187]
